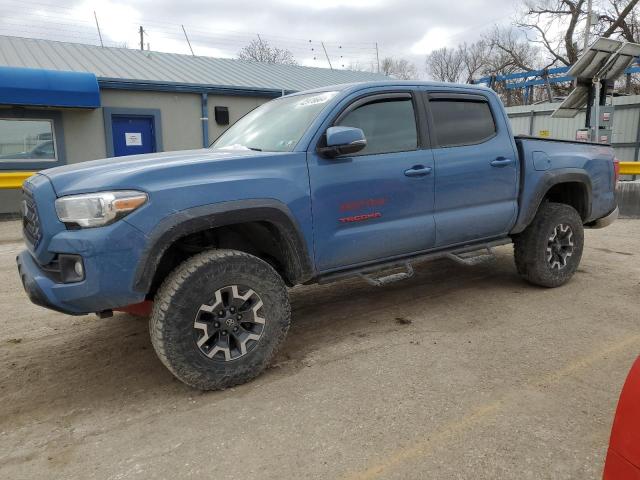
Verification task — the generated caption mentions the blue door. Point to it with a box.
[425,93,518,247]
[308,92,436,272]
[111,116,156,157]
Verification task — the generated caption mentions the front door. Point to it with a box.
[308,92,436,272]
[111,115,156,157]
[426,93,518,247]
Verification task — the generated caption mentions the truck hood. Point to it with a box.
[41,148,283,196]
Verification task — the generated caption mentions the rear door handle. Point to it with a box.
[404,165,432,177]
[491,157,514,167]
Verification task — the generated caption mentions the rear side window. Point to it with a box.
[336,98,417,155]
[429,99,496,147]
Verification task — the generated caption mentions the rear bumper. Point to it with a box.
[587,206,618,229]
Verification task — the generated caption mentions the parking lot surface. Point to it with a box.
[1,219,638,480]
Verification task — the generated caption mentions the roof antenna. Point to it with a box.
[93,11,104,48]
[321,42,333,70]
[182,25,195,56]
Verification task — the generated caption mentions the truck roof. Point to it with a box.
[291,80,492,97]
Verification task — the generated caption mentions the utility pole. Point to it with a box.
[321,42,333,70]
[182,25,195,56]
[583,0,593,53]
[375,42,380,73]
[94,11,104,48]
[139,26,144,51]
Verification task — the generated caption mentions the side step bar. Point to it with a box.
[318,238,511,286]
[360,263,414,287]
[446,246,496,266]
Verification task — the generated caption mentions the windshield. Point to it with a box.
[212,91,338,152]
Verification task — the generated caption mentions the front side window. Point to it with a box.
[429,99,496,148]
[336,98,417,156]
[0,119,56,161]
[212,91,338,153]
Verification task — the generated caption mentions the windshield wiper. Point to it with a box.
[247,146,262,151]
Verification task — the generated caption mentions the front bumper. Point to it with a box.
[587,206,619,229]
[16,251,83,315]
[16,220,149,315]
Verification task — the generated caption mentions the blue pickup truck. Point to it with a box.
[17,81,619,390]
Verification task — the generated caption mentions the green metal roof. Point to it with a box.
[0,35,388,93]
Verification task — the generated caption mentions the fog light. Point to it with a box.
[58,254,85,283]
[74,260,84,277]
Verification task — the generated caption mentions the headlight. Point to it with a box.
[55,190,148,228]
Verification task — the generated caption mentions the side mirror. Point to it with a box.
[318,126,367,158]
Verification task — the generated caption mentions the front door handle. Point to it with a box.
[404,165,432,177]
[491,157,514,167]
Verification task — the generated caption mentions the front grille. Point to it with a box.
[22,189,42,248]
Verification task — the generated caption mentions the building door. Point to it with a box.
[111,115,156,157]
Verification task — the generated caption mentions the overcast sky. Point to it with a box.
[0,0,519,73]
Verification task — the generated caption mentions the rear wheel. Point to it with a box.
[150,249,290,390]
[513,202,584,288]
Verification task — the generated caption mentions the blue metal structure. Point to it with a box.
[473,60,639,103]
[0,66,100,108]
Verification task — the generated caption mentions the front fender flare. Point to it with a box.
[131,199,314,293]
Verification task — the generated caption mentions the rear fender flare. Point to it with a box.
[511,169,592,234]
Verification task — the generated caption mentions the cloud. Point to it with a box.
[0,0,514,72]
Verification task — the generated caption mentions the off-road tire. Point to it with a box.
[150,249,290,390]
[513,202,584,288]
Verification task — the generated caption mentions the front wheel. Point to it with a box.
[513,202,584,288]
[150,249,291,390]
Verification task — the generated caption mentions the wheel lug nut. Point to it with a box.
[237,314,242,320]
[214,322,220,328]
[233,327,238,332]
[222,330,227,335]
[218,310,224,316]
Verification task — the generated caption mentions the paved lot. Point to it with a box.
[1,219,638,480]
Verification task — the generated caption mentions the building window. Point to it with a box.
[0,119,57,162]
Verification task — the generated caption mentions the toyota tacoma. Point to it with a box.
[17,81,619,390]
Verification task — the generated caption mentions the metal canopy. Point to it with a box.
[552,38,640,118]
[0,65,100,108]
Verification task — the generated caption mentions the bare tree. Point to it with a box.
[484,27,540,71]
[348,61,376,73]
[238,39,298,65]
[594,0,640,42]
[380,57,418,79]
[460,40,492,82]
[426,32,539,83]
[425,47,465,82]
[517,0,639,66]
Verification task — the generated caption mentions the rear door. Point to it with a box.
[425,92,518,247]
[308,91,436,271]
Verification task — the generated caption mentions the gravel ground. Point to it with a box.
[0,219,638,480]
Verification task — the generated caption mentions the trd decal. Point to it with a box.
[339,198,386,212]
[339,212,382,223]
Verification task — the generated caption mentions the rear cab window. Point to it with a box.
[427,96,496,148]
